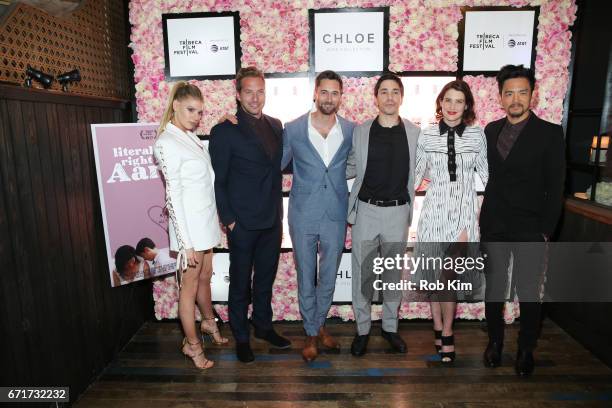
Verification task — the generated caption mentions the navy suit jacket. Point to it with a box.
[209,109,283,230]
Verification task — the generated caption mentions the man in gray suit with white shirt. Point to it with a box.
[346,72,420,356]
[282,71,355,362]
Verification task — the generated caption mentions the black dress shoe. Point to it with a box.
[381,329,407,353]
[254,329,291,349]
[350,334,369,356]
[236,342,254,363]
[515,349,535,377]
[483,341,503,368]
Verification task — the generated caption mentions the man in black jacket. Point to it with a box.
[480,65,565,376]
[209,66,291,363]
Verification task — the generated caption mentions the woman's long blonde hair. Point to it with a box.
[157,81,203,136]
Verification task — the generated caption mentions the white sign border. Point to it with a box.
[459,6,539,74]
[308,7,390,77]
[162,11,242,80]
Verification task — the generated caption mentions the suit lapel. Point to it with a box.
[264,114,283,162]
[401,118,418,194]
[401,118,416,151]
[489,117,507,163]
[360,120,372,179]
[166,124,206,158]
[328,116,352,167]
[301,113,327,167]
[338,117,352,144]
[263,114,282,144]
[303,113,351,168]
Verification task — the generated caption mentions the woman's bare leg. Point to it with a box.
[197,250,228,344]
[179,251,213,367]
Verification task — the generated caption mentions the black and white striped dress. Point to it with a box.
[415,124,488,244]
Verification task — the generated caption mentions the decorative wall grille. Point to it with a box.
[1,1,130,99]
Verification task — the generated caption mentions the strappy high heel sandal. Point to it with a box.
[200,317,229,345]
[440,334,456,363]
[434,329,442,353]
[181,338,214,369]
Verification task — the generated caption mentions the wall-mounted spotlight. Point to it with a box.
[24,65,54,89]
[57,69,81,92]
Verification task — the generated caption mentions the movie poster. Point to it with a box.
[92,123,176,287]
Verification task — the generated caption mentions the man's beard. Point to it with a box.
[508,104,527,118]
[317,103,338,115]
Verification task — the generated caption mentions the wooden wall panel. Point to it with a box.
[0,98,30,385]
[547,199,612,369]
[0,84,153,402]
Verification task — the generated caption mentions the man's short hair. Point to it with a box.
[236,66,265,92]
[315,70,343,92]
[136,237,156,255]
[374,72,404,97]
[496,64,536,94]
[114,245,137,276]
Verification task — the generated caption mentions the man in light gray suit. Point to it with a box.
[346,72,420,356]
[282,71,355,362]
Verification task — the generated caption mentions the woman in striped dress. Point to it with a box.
[414,80,488,362]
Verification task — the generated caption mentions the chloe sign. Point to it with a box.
[322,33,376,44]
[310,8,389,75]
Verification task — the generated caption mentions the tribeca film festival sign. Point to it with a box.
[162,11,240,79]
[462,9,536,72]
[311,8,388,74]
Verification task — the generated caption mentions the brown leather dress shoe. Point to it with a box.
[302,336,318,362]
[318,327,340,350]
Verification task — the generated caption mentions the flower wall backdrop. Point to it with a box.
[130,0,576,322]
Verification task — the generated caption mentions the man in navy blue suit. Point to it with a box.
[209,66,291,363]
[282,71,355,362]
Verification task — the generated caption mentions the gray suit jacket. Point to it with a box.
[346,117,420,225]
[282,113,355,225]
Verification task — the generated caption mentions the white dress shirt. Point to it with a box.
[308,113,343,167]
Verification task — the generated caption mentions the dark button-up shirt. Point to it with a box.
[239,106,279,159]
[358,118,410,202]
[497,113,529,160]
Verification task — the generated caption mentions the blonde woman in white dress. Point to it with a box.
[154,82,227,370]
[414,80,488,363]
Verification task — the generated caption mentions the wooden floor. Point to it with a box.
[76,319,612,407]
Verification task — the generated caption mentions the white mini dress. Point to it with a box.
[153,123,221,252]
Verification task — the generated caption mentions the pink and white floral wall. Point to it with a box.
[129,0,577,322]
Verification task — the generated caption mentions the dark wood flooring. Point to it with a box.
[76,319,612,407]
